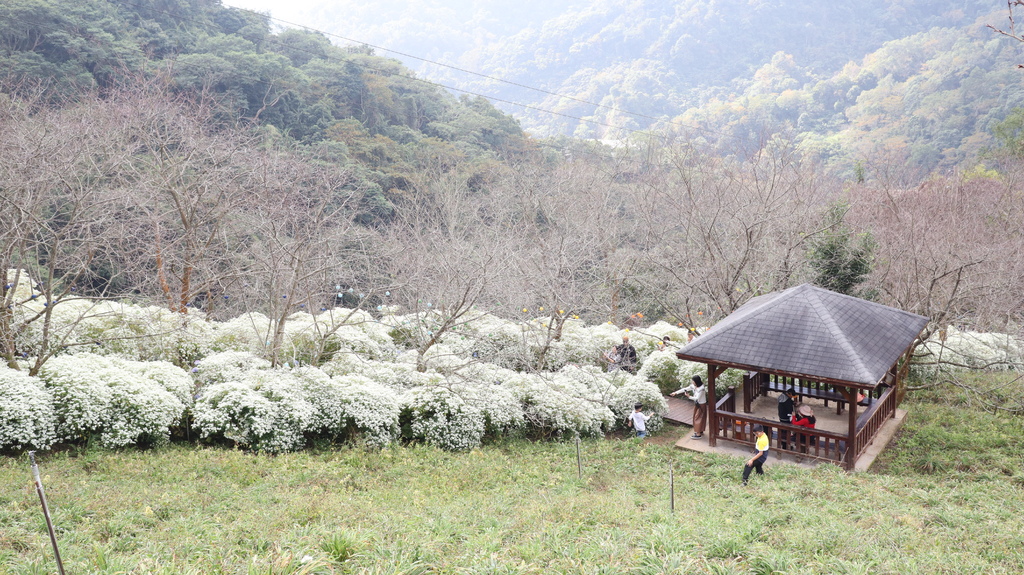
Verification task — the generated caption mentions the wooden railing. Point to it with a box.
[853,385,897,460]
[711,409,848,466]
[712,382,898,470]
[716,386,736,413]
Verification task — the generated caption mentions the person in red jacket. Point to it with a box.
[791,404,816,453]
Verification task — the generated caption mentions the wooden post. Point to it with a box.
[707,364,718,447]
[742,372,752,413]
[842,387,858,471]
[29,452,66,575]
[575,436,582,480]
[669,465,675,513]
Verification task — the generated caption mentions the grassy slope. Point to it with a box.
[1,401,1023,575]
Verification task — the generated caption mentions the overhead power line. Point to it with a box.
[11,1,739,146]
[220,4,738,142]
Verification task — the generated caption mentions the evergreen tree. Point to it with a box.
[807,202,875,297]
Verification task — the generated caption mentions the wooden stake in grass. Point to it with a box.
[670,465,675,513]
[575,436,582,480]
[28,452,66,575]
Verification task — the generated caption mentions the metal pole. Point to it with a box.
[29,452,66,575]
[669,465,675,513]
[575,436,582,480]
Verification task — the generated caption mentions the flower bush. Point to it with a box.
[609,372,669,433]
[39,354,188,447]
[209,313,274,355]
[504,368,616,438]
[193,351,272,385]
[913,327,1024,373]
[14,300,216,367]
[637,348,701,395]
[8,288,786,452]
[192,369,313,453]
[0,367,56,450]
[296,369,400,449]
[399,386,486,451]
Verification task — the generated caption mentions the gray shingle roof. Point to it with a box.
[676,284,929,386]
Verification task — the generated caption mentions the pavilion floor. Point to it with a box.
[667,386,906,472]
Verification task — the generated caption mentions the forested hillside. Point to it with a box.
[268,0,1024,172]
[1,0,532,223]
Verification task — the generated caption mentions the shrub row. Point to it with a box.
[1,350,672,453]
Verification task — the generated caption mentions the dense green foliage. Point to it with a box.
[806,203,875,297]
[1,382,1023,573]
[0,0,532,223]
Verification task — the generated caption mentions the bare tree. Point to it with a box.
[108,88,263,315]
[382,160,518,372]
[629,136,837,327]
[989,1,1024,68]
[0,89,134,373]
[847,173,1024,341]
[240,147,380,366]
[493,152,635,368]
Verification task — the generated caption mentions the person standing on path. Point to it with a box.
[671,375,707,439]
[742,424,769,486]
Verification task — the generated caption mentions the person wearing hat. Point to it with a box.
[742,424,769,486]
[791,404,817,453]
[777,388,798,448]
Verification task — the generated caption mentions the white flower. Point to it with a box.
[0,367,56,450]
[39,354,187,447]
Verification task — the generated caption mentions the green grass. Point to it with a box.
[2,396,1024,574]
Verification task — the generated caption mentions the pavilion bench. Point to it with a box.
[764,378,849,415]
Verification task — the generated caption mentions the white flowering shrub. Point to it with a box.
[295,368,400,448]
[192,369,313,452]
[644,321,690,347]
[68,303,215,365]
[320,308,395,349]
[39,354,187,447]
[609,372,669,433]
[318,351,369,376]
[464,314,534,370]
[441,366,525,436]
[16,300,215,367]
[637,349,706,395]
[504,368,615,438]
[912,327,1024,374]
[124,358,195,405]
[9,292,728,450]
[0,367,56,450]
[209,313,274,354]
[384,311,439,349]
[193,351,272,385]
[11,298,91,358]
[3,269,38,301]
[338,357,442,389]
[561,321,623,367]
[400,386,486,451]
[274,313,383,366]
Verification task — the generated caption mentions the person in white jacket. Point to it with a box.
[671,375,708,439]
[627,402,651,438]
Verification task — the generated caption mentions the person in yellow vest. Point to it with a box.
[742,424,769,486]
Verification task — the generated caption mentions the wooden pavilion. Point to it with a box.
[675,284,929,470]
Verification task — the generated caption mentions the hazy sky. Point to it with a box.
[222,0,322,24]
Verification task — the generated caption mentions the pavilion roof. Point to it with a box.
[676,284,929,386]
